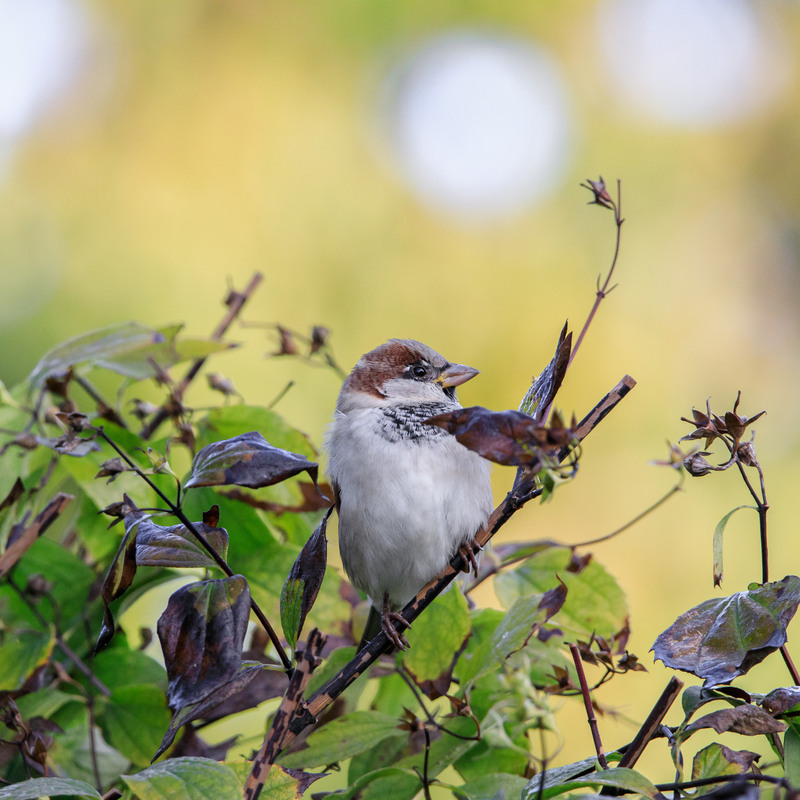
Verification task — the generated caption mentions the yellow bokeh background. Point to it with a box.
[3,0,800,790]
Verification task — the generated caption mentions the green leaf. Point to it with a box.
[0,777,101,799]
[121,757,243,799]
[403,587,471,697]
[91,648,167,693]
[523,766,663,800]
[278,711,406,769]
[712,505,755,587]
[0,629,55,691]
[653,575,800,685]
[98,685,171,767]
[280,511,329,650]
[455,773,530,800]
[495,547,628,640]
[691,742,759,780]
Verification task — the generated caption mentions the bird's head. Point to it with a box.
[337,339,479,413]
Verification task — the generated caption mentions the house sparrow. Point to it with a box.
[326,339,493,650]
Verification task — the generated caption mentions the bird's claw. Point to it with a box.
[382,594,410,650]
[458,537,482,577]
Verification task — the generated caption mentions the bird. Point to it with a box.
[325,339,493,650]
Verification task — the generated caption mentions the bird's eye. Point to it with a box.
[410,364,428,379]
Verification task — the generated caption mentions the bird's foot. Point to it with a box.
[457,537,483,577]
[381,593,410,651]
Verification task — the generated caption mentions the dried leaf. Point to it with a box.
[518,322,572,420]
[686,704,786,736]
[184,431,318,490]
[157,576,251,713]
[425,406,575,468]
[135,517,229,569]
[653,576,800,685]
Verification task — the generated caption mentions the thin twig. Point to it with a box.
[780,645,800,686]
[74,376,127,429]
[569,179,624,370]
[569,643,607,770]
[96,426,293,674]
[139,272,263,439]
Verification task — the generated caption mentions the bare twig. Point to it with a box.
[139,272,263,439]
[569,643,608,770]
[618,677,683,769]
[570,179,624,370]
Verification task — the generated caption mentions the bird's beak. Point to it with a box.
[437,362,480,388]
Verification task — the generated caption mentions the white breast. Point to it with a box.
[327,407,493,609]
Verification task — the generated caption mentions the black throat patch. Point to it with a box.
[377,403,453,443]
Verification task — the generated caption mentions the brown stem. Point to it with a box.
[277,375,636,752]
[96,426,293,674]
[139,272,263,439]
[569,643,608,769]
[780,645,800,686]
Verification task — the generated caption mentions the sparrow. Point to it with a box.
[326,339,493,650]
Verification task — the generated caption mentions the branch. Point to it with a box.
[139,272,263,439]
[278,374,636,751]
[570,643,608,769]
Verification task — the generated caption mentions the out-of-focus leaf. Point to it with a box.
[691,743,758,780]
[92,649,167,692]
[0,493,73,579]
[495,547,628,641]
[424,406,574,468]
[279,711,406,769]
[280,511,329,650]
[185,431,318,490]
[360,716,478,800]
[518,322,572,420]
[155,661,266,760]
[455,773,530,800]
[713,506,755,587]
[157,576,251,711]
[457,591,556,685]
[28,322,167,386]
[0,777,101,799]
[523,766,663,800]
[0,630,55,691]
[653,576,800,686]
[98,685,171,767]
[762,686,800,714]
[404,588,471,699]
[135,516,229,569]
[120,757,243,799]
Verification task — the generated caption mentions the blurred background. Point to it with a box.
[3,0,800,781]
